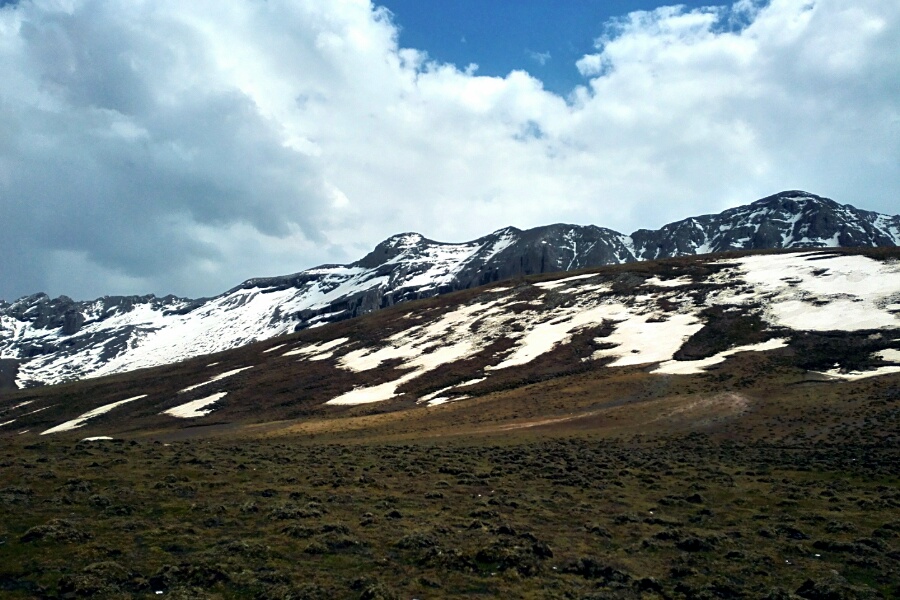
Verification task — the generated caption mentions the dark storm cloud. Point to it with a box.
[0,1,330,300]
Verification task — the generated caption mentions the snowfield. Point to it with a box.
[309,253,899,405]
[7,250,900,430]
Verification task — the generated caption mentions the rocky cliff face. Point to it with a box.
[629,191,900,259]
[1,191,898,389]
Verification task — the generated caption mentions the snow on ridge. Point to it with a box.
[323,252,900,406]
[391,239,486,291]
[11,266,390,387]
[41,395,147,435]
[5,208,898,392]
[480,230,517,263]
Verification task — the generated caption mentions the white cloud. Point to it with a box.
[528,50,551,66]
[0,0,898,301]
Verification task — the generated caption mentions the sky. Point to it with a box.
[0,0,898,302]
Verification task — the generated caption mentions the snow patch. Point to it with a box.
[427,395,469,407]
[534,273,596,289]
[592,314,704,367]
[816,366,900,381]
[179,366,253,393]
[328,301,504,405]
[326,376,416,406]
[283,337,349,358]
[877,348,900,362]
[643,276,694,288]
[418,377,486,403]
[41,395,147,435]
[727,254,900,331]
[163,392,229,418]
[654,338,788,375]
[488,304,622,370]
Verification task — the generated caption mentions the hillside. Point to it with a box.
[1,190,899,390]
[0,248,898,599]
[1,246,898,441]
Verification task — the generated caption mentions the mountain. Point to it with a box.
[2,246,899,440]
[1,190,898,389]
[4,247,898,600]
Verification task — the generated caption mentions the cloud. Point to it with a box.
[527,50,551,66]
[0,0,898,301]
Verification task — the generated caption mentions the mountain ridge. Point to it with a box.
[2,244,899,440]
[1,190,898,389]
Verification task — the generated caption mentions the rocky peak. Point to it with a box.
[355,232,432,268]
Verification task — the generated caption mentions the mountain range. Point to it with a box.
[1,190,898,390]
[1,243,898,440]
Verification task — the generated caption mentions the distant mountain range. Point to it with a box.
[1,190,899,389]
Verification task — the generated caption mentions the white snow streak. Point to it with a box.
[179,366,253,393]
[163,392,229,418]
[41,395,147,435]
[817,366,900,381]
[654,338,789,375]
[534,273,597,289]
[877,349,900,362]
[283,338,349,358]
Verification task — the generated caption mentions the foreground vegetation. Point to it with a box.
[1,433,897,599]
